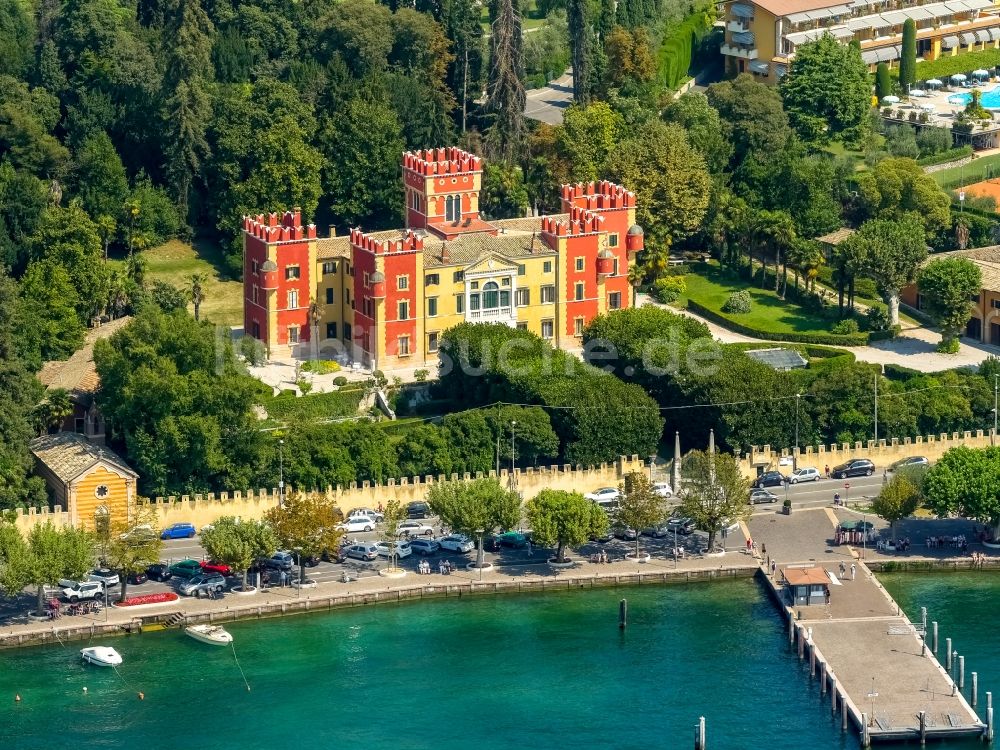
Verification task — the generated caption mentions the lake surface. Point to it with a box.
[0,575,994,750]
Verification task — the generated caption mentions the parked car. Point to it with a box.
[62,580,104,603]
[408,538,440,555]
[376,540,413,558]
[590,528,614,543]
[613,525,638,541]
[168,559,204,579]
[652,482,673,498]
[752,471,788,489]
[788,467,820,484]
[179,573,226,597]
[262,551,294,571]
[337,516,377,533]
[641,525,670,538]
[89,568,120,587]
[397,520,435,537]
[126,571,148,585]
[438,534,474,553]
[200,561,234,576]
[406,502,431,519]
[750,489,779,505]
[293,552,320,568]
[831,459,875,479]
[161,522,197,539]
[493,531,529,549]
[348,507,384,522]
[146,563,172,582]
[585,487,620,502]
[119,524,155,543]
[890,456,928,471]
[344,543,379,561]
[667,517,695,535]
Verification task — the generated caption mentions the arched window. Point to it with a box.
[482,281,499,309]
[94,505,110,537]
[446,194,462,222]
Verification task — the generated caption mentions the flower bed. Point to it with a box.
[115,592,179,607]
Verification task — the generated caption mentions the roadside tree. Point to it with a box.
[615,472,668,559]
[265,492,344,585]
[527,489,607,562]
[201,516,280,592]
[380,498,406,570]
[871,474,920,541]
[917,257,982,352]
[427,478,521,568]
[677,450,750,553]
[103,503,163,602]
[923,446,1000,537]
[0,521,93,615]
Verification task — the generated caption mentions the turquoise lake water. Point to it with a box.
[0,576,994,750]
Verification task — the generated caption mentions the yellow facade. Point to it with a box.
[70,465,133,530]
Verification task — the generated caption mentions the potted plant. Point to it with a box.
[783,498,792,515]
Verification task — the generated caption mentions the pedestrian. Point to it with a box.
[770,560,777,577]
[839,561,846,579]
[825,588,831,605]
[850,563,856,581]
[824,464,830,478]
[746,537,752,554]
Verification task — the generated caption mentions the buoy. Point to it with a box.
[14,694,21,702]
[137,692,144,701]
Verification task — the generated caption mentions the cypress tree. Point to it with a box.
[899,19,916,89]
[597,0,616,40]
[875,62,891,100]
[484,0,526,162]
[568,0,590,103]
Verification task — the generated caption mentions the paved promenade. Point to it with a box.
[749,507,986,744]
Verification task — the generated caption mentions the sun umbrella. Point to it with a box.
[952,73,968,82]
[973,69,990,78]
[910,88,926,97]
[926,79,943,87]
[882,95,900,104]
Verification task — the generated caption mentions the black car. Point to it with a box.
[293,551,320,568]
[145,563,172,582]
[831,459,875,479]
[127,571,148,585]
[752,471,788,489]
[407,502,431,519]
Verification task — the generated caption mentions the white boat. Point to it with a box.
[184,624,233,646]
[80,646,122,667]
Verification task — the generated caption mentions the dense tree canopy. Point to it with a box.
[918,257,983,351]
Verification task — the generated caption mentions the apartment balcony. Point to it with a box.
[466,307,517,326]
[727,19,750,32]
[720,44,759,59]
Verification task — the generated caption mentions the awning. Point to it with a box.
[732,30,755,44]
[991,27,1000,41]
[847,15,881,30]
[966,0,995,9]
[875,45,901,61]
[904,6,935,20]
[786,10,812,23]
[775,63,788,77]
[861,49,880,64]
[961,31,978,45]
[881,9,910,24]
[945,0,970,11]
[749,60,770,74]
[831,26,855,38]
[942,34,960,48]
[976,29,993,43]
[732,2,754,17]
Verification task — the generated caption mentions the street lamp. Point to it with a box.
[867,677,879,727]
[509,420,517,492]
[993,373,998,446]
[649,455,656,482]
[794,393,801,471]
[278,438,285,506]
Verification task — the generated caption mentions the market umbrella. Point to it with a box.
[926,78,943,88]
[882,95,900,104]
[952,73,968,82]
[973,69,990,78]
[910,88,926,97]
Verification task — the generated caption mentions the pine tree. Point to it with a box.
[567,0,590,103]
[899,19,916,89]
[483,0,526,162]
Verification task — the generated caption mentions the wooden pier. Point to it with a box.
[749,507,989,745]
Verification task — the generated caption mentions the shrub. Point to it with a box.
[239,335,267,366]
[936,338,961,354]
[831,318,860,335]
[653,275,686,303]
[333,376,348,386]
[721,290,752,314]
[301,359,341,374]
[865,303,891,332]
[414,368,430,382]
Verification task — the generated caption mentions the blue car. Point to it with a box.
[161,522,196,539]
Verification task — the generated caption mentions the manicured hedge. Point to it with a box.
[890,48,1000,81]
[657,5,715,90]
[916,146,973,167]
[263,388,364,424]
[685,299,871,346]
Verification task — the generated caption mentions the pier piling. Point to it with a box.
[933,621,938,654]
[987,692,994,742]
[619,599,627,629]
[694,716,705,750]
[959,655,965,689]
[788,611,794,646]
[972,672,978,708]
[831,677,838,714]
[841,695,847,732]
[862,712,870,747]
[820,662,827,695]
[810,643,816,678]
[919,710,927,746]
[946,639,953,670]
[798,628,805,660]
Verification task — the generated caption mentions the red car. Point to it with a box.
[200,561,233,576]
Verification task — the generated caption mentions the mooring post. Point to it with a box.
[810,643,816,678]
[831,677,838,714]
[972,672,978,708]
[696,716,705,750]
[619,599,627,629]
[987,692,994,742]
[919,710,927,746]
[862,712,870,747]
[959,654,965,689]
[820,661,828,695]
[947,639,953,670]
[933,621,938,654]
[921,607,927,637]
[789,611,795,646]
[841,692,848,732]
[798,628,805,660]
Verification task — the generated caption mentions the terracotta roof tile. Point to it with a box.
[39,317,132,401]
[30,433,137,483]
[926,245,1000,292]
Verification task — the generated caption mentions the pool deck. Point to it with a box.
[749,507,989,745]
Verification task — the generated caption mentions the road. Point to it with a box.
[524,70,573,124]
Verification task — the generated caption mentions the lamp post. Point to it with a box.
[509,420,517,493]
[794,393,801,471]
[993,373,998,446]
[476,528,485,581]
[649,455,656,482]
[867,677,879,727]
[278,438,285,506]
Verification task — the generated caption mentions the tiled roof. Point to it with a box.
[751,0,845,17]
[30,433,137,484]
[815,227,855,245]
[927,245,1000,293]
[38,317,131,403]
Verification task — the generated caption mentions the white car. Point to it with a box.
[652,481,673,498]
[788,467,821,484]
[396,520,435,537]
[348,507,384,522]
[337,516,378,533]
[61,580,105,603]
[88,568,120,587]
[585,487,620,502]
[375,540,413,558]
[438,534,474,553]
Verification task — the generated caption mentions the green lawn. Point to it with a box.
[931,152,1000,187]
[262,389,365,427]
[143,239,243,328]
[482,0,546,31]
[683,263,847,336]
[820,137,881,172]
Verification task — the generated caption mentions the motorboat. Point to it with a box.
[184,624,233,646]
[80,646,122,667]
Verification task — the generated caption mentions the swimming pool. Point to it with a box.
[948,86,1000,107]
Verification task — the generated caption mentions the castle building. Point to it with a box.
[242,148,643,370]
[723,0,1000,83]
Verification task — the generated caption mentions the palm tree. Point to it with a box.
[190,273,206,321]
[125,252,147,288]
[38,389,73,433]
[96,214,116,261]
[786,239,824,294]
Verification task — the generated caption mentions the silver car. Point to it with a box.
[438,534,474,553]
[179,573,226,597]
